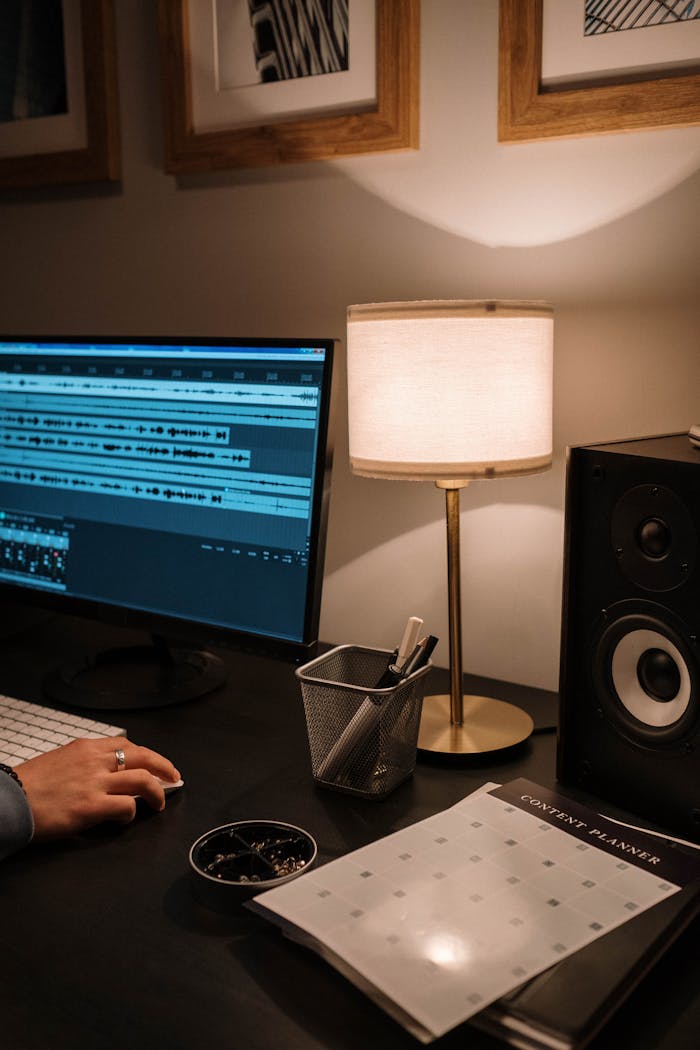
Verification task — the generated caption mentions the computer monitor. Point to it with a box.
[0,335,335,708]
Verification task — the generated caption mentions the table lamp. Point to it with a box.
[347,299,554,755]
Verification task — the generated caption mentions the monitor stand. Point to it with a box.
[42,633,227,710]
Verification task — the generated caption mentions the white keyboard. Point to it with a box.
[0,693,125,768]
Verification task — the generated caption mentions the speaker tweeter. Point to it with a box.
[611,483,695,592]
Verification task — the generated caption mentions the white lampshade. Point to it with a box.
[347,300,553,481]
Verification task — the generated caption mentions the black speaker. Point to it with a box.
[557,432,700,841]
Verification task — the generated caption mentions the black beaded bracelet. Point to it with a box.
[0,763,23,790]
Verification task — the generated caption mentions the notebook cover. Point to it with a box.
[471,879,700,1050]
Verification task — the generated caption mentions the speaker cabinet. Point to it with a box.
[557,433,700,841]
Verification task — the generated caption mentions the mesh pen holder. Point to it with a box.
[296,644,431,800]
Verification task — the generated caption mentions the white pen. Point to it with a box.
[395,616,423,669]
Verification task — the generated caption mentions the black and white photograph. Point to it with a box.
[541,0,700,87]
[187,0,374,134]
[159,0,418,171]
[585,0,700,35]
[0,0,119,188]
[0,0,68,124]
[216,0,350,89]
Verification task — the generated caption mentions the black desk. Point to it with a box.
[1,615,698,1050]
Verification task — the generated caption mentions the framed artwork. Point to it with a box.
[499,0,700,141]
[0,0,119,190]
[158,0,419,173]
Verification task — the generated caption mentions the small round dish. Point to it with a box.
[189,819,317,910]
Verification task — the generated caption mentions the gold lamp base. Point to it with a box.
[417,693,534,755]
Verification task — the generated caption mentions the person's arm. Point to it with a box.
[0,765,34,860]
[2,737,180,852]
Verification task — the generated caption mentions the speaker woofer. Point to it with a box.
[593,604,699,747]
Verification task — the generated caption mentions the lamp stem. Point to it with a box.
[440,480,468,726]
[419,479,534,755]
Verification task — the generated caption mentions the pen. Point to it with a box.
[395,616,423,669]
[399,635,438,679]
[378,634,438,688]
[375,616,423,687]
[316,696,382,782]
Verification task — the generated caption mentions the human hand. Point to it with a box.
[16,737,181,840]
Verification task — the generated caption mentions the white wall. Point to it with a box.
[1,1,698,690]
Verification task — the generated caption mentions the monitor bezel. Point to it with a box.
[0,334,336,663]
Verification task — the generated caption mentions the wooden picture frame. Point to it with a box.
[498,0,700,142]
[158,0,419,173]
[0,0,119,190]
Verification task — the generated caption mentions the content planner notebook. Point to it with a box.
[247,778,700,1044]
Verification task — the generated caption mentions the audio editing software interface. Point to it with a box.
[0,339,331,644]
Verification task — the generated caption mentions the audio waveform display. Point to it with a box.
[0,448,311,498]
[1,373,320,408]
[2,410,231,444]
[1,392,317,430]
[0,464,311,518]
[1,366,320,521]
[2,431,252,469]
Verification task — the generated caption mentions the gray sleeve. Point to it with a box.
[0,770,34,860]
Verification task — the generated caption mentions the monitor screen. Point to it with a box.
[0,335,335,690]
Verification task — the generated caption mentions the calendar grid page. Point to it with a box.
[249,779,700,1043]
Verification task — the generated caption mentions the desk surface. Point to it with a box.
[1,615,698,1050]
